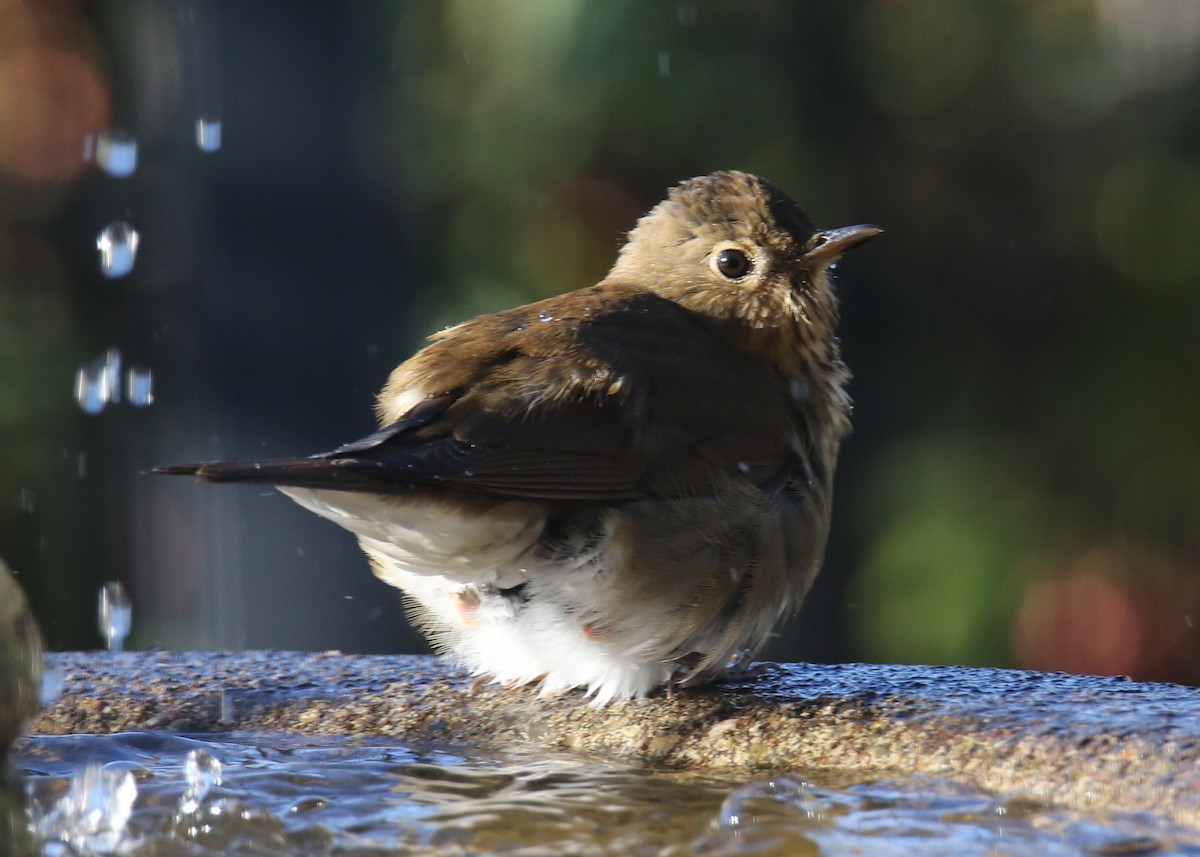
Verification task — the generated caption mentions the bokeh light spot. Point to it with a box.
[1013,558,1142,677]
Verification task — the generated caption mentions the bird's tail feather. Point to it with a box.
[152,458,404,493]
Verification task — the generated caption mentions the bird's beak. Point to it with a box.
[805,224,883,263]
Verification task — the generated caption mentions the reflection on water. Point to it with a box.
[11,732,1200,856]
[699,776,1189,856]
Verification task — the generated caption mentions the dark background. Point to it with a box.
[2,1,1198,683]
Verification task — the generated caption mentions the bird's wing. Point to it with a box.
[164,290,801,502]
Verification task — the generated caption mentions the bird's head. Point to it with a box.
[608,171,880,372]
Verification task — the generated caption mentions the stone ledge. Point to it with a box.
[28,651,1200,828]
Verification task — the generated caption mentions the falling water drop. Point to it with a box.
[98,582,132,653]
[94,128,139,177]
[74,370,104,414]
[125,366,155,407]
[658,51,671,77]
[219,689,234,723]
[74,348,122,414]
[96,222,140,278]
[40,663,64,706]
[195,117,222,152]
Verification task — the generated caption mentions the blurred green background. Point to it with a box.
[2,0,1198,683]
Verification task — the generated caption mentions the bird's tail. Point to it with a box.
[153,458,404,493]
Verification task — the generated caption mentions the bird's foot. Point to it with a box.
[718,661,783,685]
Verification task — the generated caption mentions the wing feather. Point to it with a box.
[163,289,804,503]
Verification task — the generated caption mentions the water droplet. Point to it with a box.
[74,372,104,415]
[195,117,222,152]
[37,763,138,854]
[95,128,138,177]
[537,311,555,323]
[74,348,122,414]
[96,222,140,278]
[289,796,330,814]
[179,750,223,815]
[737,461,752,474]
[98,581,132,653]
[125,366,154,407]
[677,3,698,25]
[658,51,671,77]
[17,486,35,514]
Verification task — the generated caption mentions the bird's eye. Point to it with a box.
[714,247,752,280]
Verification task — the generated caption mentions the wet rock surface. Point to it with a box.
[31,651,1200,828]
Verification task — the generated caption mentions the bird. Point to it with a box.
[161,171,880,705]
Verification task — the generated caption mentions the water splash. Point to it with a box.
[717,776,831,831]
[74,348,122,414]
[178,750,223,815]
[34,764,138,855]
[96,221,140,278]
[98,582,132,653]
[196,117,222,152]
[94,129,138,177]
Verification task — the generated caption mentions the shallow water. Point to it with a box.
[8,732,1200,856]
